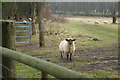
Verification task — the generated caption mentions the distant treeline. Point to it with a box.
[2,2,45,20]
[2,2,118,20]
[44,2,118,17]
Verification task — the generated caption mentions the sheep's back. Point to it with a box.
[59,40,69,52]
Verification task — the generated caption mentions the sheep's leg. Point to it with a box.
[70,53,72,61]
[61,52,63,58]
[67,54,69,61]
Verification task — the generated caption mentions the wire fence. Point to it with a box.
[0,74,7,80]
[0,64,25,79]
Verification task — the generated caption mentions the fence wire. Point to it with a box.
[0,64,25,78]
[0,74,7,80]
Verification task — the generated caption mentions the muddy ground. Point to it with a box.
[16,42,119,78]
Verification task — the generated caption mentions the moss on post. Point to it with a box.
[1,20,16,78]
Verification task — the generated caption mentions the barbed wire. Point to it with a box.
[0,64,25,78]
[0,74,7,80]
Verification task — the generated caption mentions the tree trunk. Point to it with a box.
[32,21,37,35]
[2,20,16,78]
[112,15,117,24]
[39,18,45,47]
[32,4,37,35]
[37,3,45,47]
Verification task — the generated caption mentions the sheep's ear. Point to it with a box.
[72,39,76,41]
[66,39,69,41]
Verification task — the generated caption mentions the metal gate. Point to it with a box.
[15,21,32,43]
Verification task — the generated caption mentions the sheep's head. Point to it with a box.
[66,38,76,45]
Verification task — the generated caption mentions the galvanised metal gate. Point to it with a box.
[15,21,32,43]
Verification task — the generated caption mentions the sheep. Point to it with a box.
[43,18,47,21]
[94,21,99,24]
[103,20,108,24]
[79,19,82,22]
[23,20,27,22]
[23,20,27,25]
[28,18,32,21]
[59,38,76,61]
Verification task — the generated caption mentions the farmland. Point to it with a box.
[16,16,118,78]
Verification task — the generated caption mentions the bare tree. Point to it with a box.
[36,2,45,47]
[111,2,118,24]
[2,2,17,19]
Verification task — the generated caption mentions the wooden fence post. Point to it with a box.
[41,71,48,80]
[1,20,16,78]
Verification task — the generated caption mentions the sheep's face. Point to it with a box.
[66,38,76,45]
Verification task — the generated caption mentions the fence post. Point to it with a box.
[39,18,45,47]
[1,20,16,78]
[41,71,48,80]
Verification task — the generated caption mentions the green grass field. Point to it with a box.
[65,17,118,48]
[16,16,118,78]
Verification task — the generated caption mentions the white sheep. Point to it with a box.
[59,38,76,61]
[79,19,82,22]
[23,20,27,22]
[43,18,47,21]
[94,21,99,24]
[28,18,32,21]
[23,20,27,24]
[103,20,108,24]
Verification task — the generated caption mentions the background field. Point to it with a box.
[16,16,118,78]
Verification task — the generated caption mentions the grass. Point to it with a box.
[90,70,118,78]
[16,16,118,78]
[83,71,118,78]
[64,17,118,49]
[16,63,40,78]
